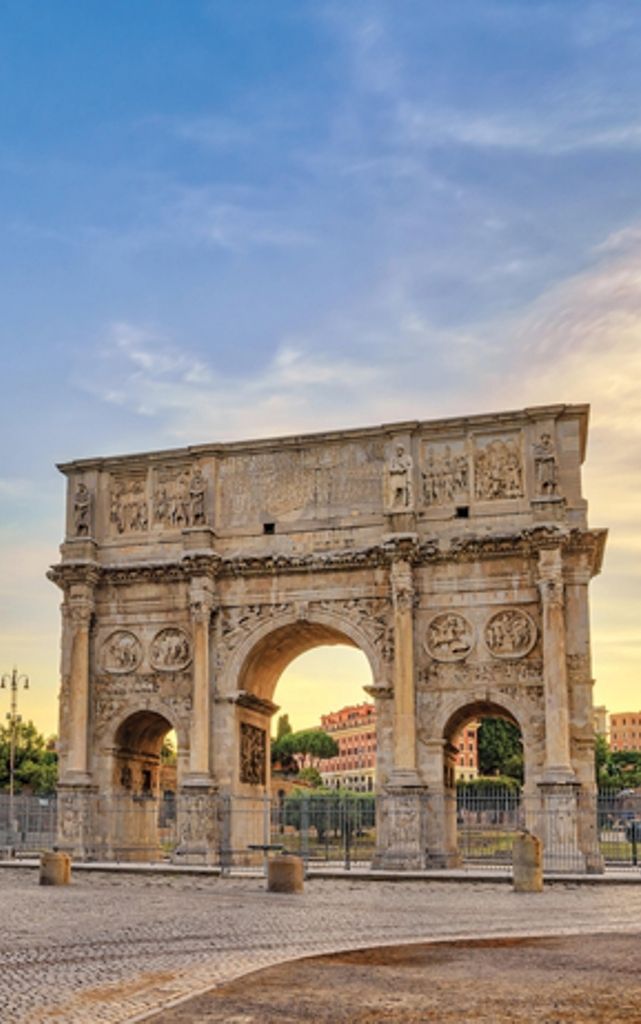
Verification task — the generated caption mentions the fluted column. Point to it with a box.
[187,576,214,781]
[390,557,418,783]
[65,585,94,780]
[537,547,574,781]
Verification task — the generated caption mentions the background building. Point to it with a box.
[320,703,478,790]
[609,712,641,752]
[454,722,479,781]
[320,703,376,792]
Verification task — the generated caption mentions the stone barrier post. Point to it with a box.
[512,832,543,892]
[39,850,72,886]
[267,854,304,893]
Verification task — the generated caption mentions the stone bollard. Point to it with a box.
[512,831,543,893]
[267,854,304,894]
[39,850,72,886]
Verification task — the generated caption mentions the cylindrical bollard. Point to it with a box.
[512,831,543,892]
[267,854,304,893]
[39,850,72,886]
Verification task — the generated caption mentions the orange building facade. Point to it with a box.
[320,702,478,790]
[610,712,641,752]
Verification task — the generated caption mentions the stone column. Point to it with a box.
[390,557,418,784]
[536,546,585,872]
[187,576,215,782]
[64,582,95,782]
[374,554,427,869]
[537,547,574,782]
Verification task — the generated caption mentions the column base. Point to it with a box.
[373,785,428,871]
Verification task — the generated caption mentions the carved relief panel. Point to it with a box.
[425,613,475,662]
[484,609,537,659]
[472,434,524,501]
[100,631,143,673]
[152,464,207,529]
[109,473,149,534]
[150,627,192,671]
[421,441,469,507]
[239,722,267,785]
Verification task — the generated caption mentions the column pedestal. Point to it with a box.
[537,782,586,873]
[173,783,220,865]
[56,784,98,861]
[373,785,429,870]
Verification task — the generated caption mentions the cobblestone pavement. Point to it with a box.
[1,869,640,1024]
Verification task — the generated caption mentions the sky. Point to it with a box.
[0,0,640,736]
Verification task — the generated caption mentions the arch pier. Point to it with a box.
[49,404,606,871]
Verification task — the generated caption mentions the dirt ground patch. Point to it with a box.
[149,932,641,1023]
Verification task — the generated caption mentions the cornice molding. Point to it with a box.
[47,526,607,588]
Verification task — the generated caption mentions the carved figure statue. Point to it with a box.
[189,468,206,525]
[533,433,558,497]
[73,482,91,536]
[387,444,413,510]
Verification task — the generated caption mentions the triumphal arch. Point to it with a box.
[49,403,606,870]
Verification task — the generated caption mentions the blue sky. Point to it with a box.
[1,1,640,733]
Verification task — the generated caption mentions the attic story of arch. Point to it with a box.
[48,403,606,870]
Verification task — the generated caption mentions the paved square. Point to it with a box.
[1,869,640,1023]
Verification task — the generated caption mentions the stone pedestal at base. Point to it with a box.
[267,854,304,893]
[56,784,98,861]
[538,782,586,874]
[40,851,72,886]
[373,786,428,870]
[512,832,543,892]
[172,783,219,865]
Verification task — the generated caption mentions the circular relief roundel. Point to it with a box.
[425,613,474,662]
[150,627,192,671]
[101,630,142,674]
[484,609,537,659]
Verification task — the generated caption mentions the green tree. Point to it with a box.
[272,728,338,772]
[477,718,523,782]
[275,714,293,742]
[0,721,58,795]
[160,736,177,765]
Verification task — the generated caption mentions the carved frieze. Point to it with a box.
[93,672,193,731]
[218,603,293,660]
[420,659,544,691]
[100,630,143,673]
[473,436,524,501]
[153,464,207,529]
[425,613,474,662]
[566,653,591,685]
[484,609,537,659]
[422,442,469,506]
[150,628,192,671]
[313,597,394,663]
[109,475,149,534]
[239,722,266,785]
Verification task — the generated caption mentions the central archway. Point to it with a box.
[217,614,384,863]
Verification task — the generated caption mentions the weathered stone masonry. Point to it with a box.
[49,403,606,869]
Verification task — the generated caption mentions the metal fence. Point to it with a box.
[1,788,639,871]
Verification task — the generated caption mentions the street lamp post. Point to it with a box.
[1,667,29,853]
